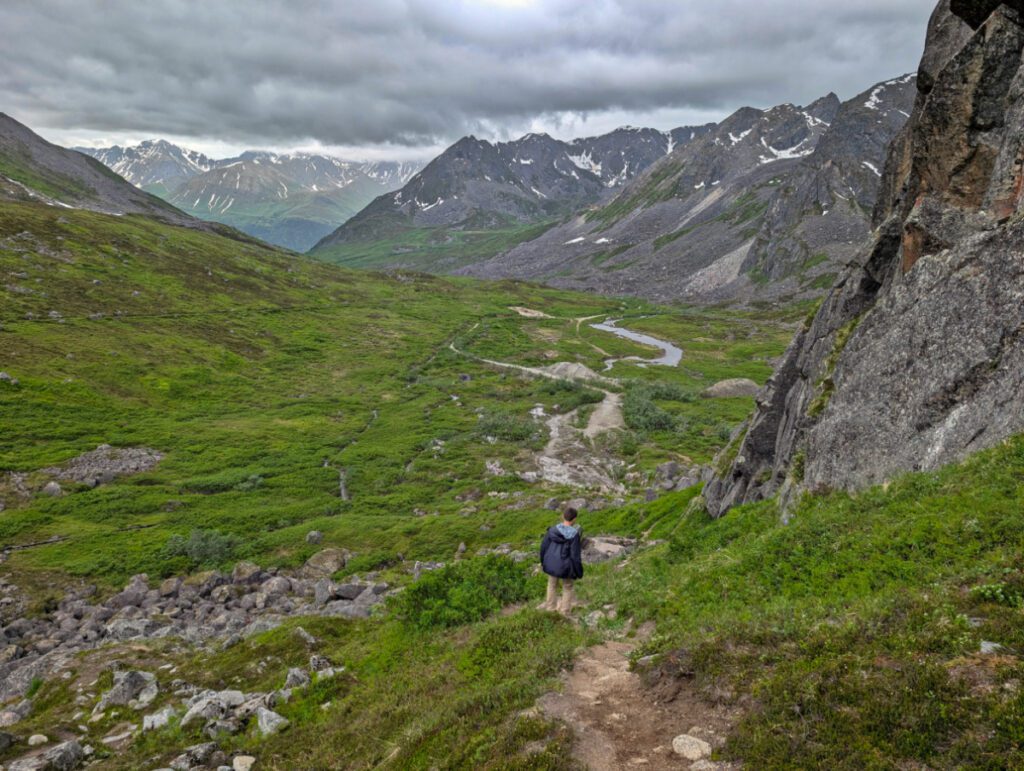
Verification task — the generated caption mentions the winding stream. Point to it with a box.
[590,317,683,369]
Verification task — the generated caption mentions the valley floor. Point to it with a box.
[3,204,1022,770]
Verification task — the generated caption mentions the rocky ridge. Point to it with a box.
[462,77,916,304]
[310,124,715,262]
[704,0,1024,516]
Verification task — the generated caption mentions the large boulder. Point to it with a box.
[702,378,760,398]
[300,548,348,577]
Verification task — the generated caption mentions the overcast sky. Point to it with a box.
[1,0,937,162]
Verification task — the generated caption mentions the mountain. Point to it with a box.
[0,114,197,227]
[163,152,421,251]
[309,124,715,271]
[462,77,916,303]
[78,139,217,197]
[704,0,1024,515]
[79,142,422,251]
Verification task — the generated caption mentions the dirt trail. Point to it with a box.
[538,635,739,770]
[449,333,626,490]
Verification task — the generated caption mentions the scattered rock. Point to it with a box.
[656,461,681,480]
[230,561,261,584]
[41,482,63,497]
[284,668,310,689]
[94,669,158,713]
[41,739,85,770]
[980,641,1004,655]
[169,741,219,770]
[702,378,760,398]
[143,704,177,732]
[255,707,289,736]
[305,530,323,545]
[233,756,256,771]
[28,734,48,746]
[42,445,163,486]
[582,536,637,564]
[0,730,16,751]
[672,734,712,761]
[301,548,348,577]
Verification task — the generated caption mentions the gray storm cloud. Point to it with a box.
[1,0,936,150]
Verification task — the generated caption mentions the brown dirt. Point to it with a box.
[538,633,739,770]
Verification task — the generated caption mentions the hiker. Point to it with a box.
[539,507,583,615]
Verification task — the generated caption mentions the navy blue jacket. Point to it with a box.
[540,525,584,580]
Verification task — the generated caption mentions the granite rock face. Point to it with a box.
[705,0,1024,516]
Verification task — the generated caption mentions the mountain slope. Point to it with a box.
[0,114,196,227]
[463,78,916,303]
[309,125,715,271]
[80,143,422,251]
[163,152,419,251]
[77,139,216,197]
[705,0,1024,515]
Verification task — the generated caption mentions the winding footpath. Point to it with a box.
[450,310,683,490]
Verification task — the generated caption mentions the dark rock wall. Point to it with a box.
[705,1,1024,517]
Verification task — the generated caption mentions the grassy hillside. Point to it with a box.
[1,200,1022,769]
[0,202,794,593]
[311,218,560,272]
[171,182,387,252]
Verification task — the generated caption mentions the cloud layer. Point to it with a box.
[1,0,937,155]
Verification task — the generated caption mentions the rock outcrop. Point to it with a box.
[705,0,1024,516]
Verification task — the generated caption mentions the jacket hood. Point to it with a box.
[548,524,579,542]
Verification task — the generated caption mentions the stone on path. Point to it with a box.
[672,733,712,760]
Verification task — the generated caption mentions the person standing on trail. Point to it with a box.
[539,507,583,615]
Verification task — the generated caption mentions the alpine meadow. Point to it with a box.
[2,1,1024,770]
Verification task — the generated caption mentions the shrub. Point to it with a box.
[391,556,530,630]
[969,582,1022,608]
[475,411,537,442]
[623,387,676,432]
[163,529,240,567]
[534,378,604,412]
[234,474,264,492]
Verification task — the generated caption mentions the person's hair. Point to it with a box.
[563,507,578,522]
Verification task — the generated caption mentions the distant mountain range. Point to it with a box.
[310,125,715,270]
[313,75,916,303]
[77,141,421,251]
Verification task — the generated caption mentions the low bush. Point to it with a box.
[391,556,531,629]
[475,410,537,442]
[163,529,240,567]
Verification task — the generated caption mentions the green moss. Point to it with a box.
[807,314,864,418]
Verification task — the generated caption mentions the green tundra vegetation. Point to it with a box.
[311,217,561,272]
[3,201,1023,769]
[0,202,792,594]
